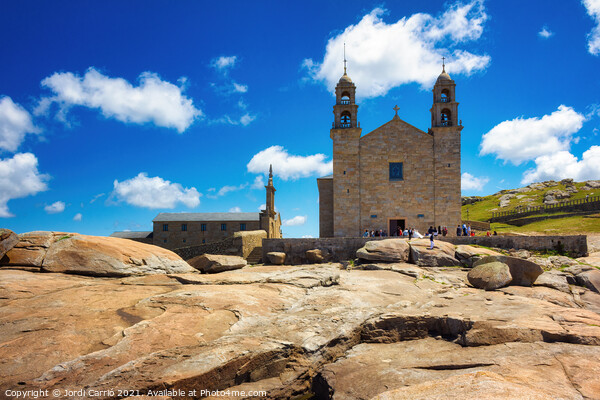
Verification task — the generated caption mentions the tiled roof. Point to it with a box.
[109,231,153,239]
[153,212,261,222]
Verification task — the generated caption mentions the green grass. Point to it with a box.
[462,180,600,234]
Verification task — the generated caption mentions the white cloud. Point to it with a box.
[521,146,600,184]
[0,153,49,217]
[303,2,490,97]
[538,25,553,39]
[211,56,238,72]
[0,96,40,152]
[247,145,332,180]
[584,0,600,55]
[112,173,201,209]
[479,105,585,165]
[461,172,489,191]
[240,113,255,126]
[90,193,105,203]
[258,204,279,212]
[283,215,307,226]
[44,201,65,214]
[301,235,314,238]
[73,213,82,221]
[37,68,201,132]
[206,183,248,199]
[251,175,265,189]
[211,113,256,126]
[229,206,242,213]
[233,83,248,93]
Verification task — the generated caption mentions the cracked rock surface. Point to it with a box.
[1,262,600,399]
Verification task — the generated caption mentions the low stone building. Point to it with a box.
[112,166,282,251]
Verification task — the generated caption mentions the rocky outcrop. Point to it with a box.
[498,194,514,207]
[267,251,286,265]
[533,270,571,293]
[1,259,600,399]
[455,245,502,267]
[409,239,461,267]
[357,239,410,263]
[1,232,195,277]
[474,255,543,286]
[187,254,247,274]
[0,229,18,259]
[576,269,600,293]
[467,261,512,290]
[461,196,483,206]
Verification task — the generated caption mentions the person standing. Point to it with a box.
[429,231,435,249]
[462,223,467,236]
[408,227,413,240]
[363,229,369,238]
[467,224,472,237]
[456,225,462,236]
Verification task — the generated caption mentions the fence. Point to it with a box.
[490,196,600,223]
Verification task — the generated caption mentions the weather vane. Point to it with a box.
[343,42,347,74]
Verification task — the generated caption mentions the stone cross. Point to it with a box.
[393,105,400,116]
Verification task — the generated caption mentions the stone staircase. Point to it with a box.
[246,247,263,264]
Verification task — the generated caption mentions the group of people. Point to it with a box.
[363,229,390,237]
[457,223,474,237]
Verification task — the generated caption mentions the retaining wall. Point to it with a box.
[262,234,588,264]
[174,230,266,260]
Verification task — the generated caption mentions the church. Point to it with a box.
[317,63,462,237]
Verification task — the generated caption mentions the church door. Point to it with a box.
[389,219,406,236]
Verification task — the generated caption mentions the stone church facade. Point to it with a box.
[318,65,462,237]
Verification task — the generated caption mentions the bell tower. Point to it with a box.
[330,47,362,237]
[430,59,462,233]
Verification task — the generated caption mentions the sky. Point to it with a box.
[1,0,600,238]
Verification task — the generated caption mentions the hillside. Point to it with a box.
[462,179,600,234]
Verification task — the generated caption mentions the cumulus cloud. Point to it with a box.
[44,201,65,214]
[211,56,238,72]
[0,153,49,217]
[583,0,600,55]
[303,1,490,97]
[0,96,40,152]
[37,68,201,132]
[283,215,307,226]
[479,105,585,165]
[538,25,553,39]
[233,83,248,93]
[461,172,489,191]
[73,213,82,221]
[247,145,332,180]
[521,146,600,184]
[112,173,200,209]
[228,206,242,213]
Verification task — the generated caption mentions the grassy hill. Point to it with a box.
[462,179,600,234]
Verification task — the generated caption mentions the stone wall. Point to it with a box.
[174,230,266,261]
[153,220,261,250]
[463,220,491,231]
[440,235,588,257]
[317,177,334,238]
[262,234,588,264]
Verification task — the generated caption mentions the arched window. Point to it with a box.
[340,111,352,128]
[441,109,452,126]
[341,92,351,105]
[441,89,450,102]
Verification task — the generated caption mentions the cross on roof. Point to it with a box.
[442,56,446,72]
[393,105,400,116]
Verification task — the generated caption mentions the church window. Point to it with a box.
[440,109,452,126]
[202,239,205,244]
[201,224,207,232]
[183,239,186,243]
[389,162,404,181]
[240,223,246,231]
[163,239,167,243]
[340,111,351,128]
[181,224,187,231]
[221,223,227,231]
[441,89,450,102]
[341,92,351,105]
[162,224,168,232]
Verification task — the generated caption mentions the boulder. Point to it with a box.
[467,261,512,290]
[1,231,66,267]
[267,252,286,265]
[41,234,196,277]
[473,255,543,286]
[545,189,571,200]
[584,180,600,188]
[306,249,327,264]
[455,245,502,267]
[498,194,514,207]
[509,249,531,259]
[409,239,461,267]
[533,270,571,293]
[188,254,247,274]
[576,269,600,293]
[357,239,410,263]
[0,229,19,259]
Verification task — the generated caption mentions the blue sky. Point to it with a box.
[1,0,600,238]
